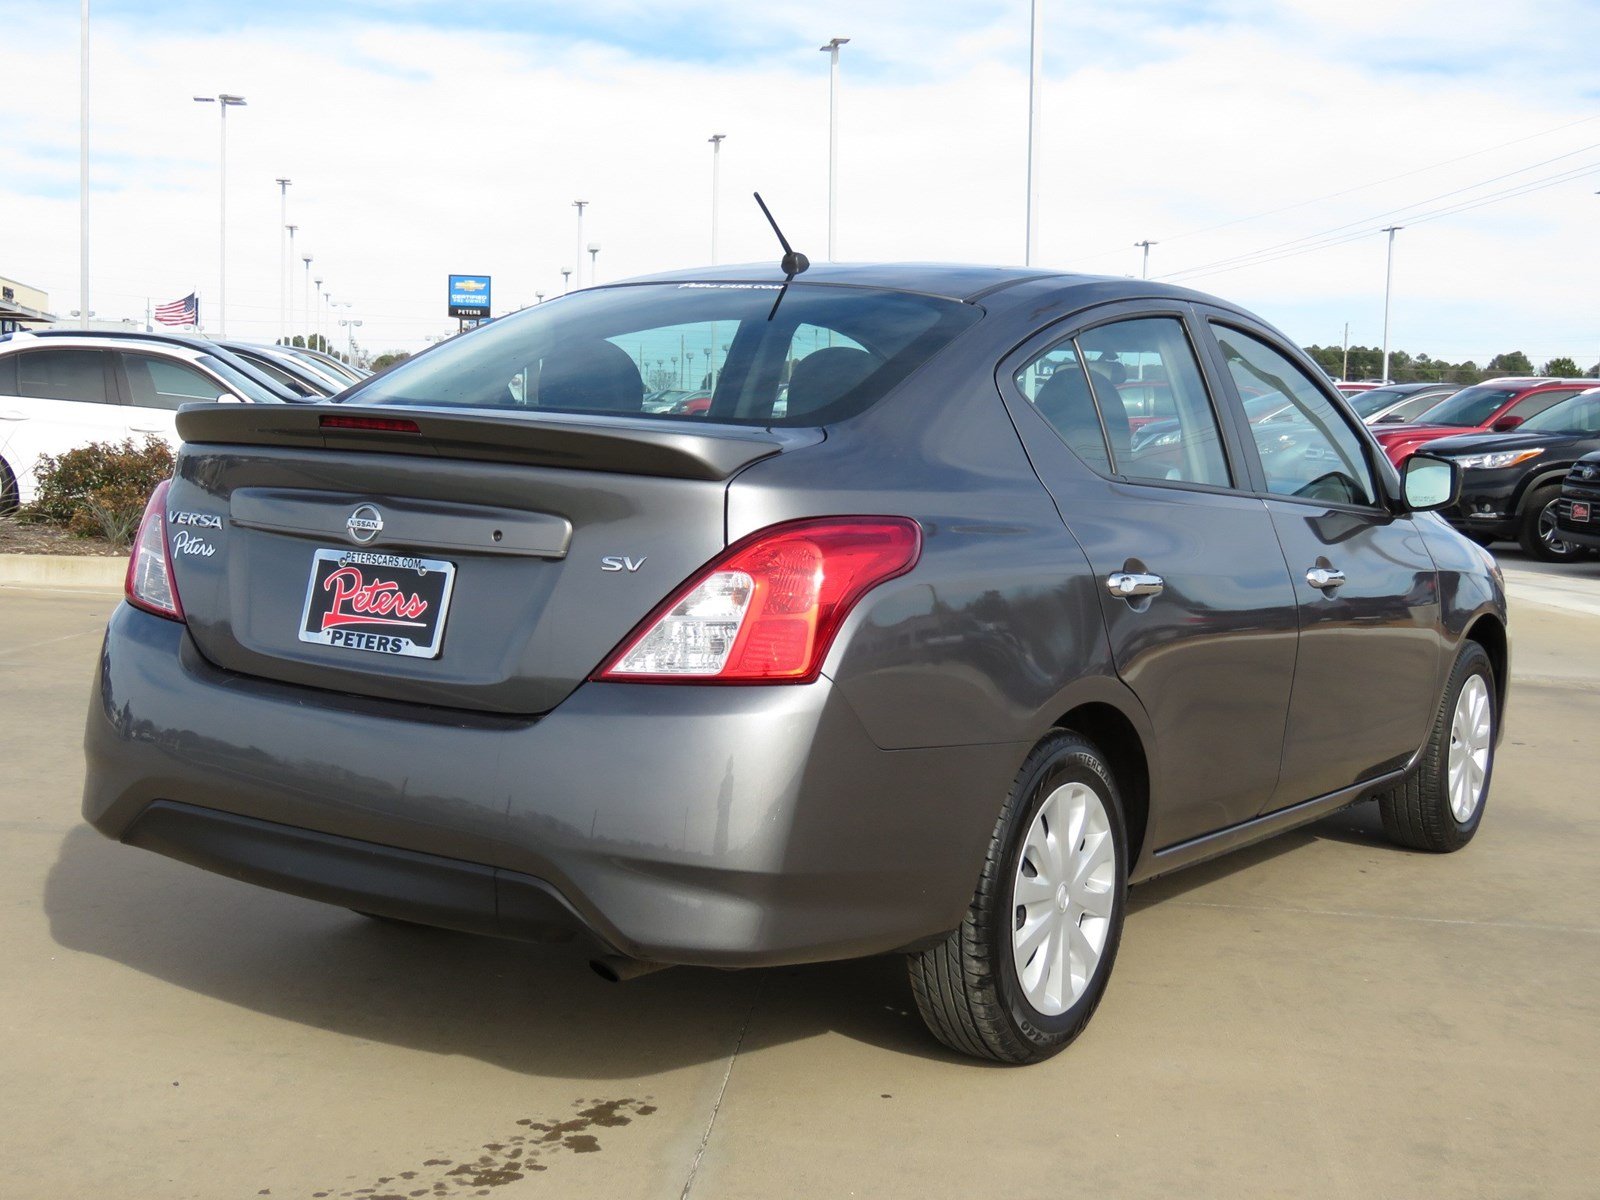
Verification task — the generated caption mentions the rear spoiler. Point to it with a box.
[175,403,816,482]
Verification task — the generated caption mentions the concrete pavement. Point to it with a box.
[2,581,1596,1199]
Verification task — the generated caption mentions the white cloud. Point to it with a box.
[2,1,1597,364]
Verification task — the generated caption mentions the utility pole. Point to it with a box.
[1135,239,1156,279]
[1381,226,1402,384]
[275,178,291,341]
[1025,1,1042,266]
[708,134,726,263]
[820,38,849,261]
[80,0,91,329]
[572,200,588,287]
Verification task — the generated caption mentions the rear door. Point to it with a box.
[1198,317,1441,808]
[1001,304,1299,850]
[114,351,229,447]
[0,348,124,498]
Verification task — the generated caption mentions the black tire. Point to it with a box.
[0,457,17,515]
[1516,484,1585,562]
[1376,641,1496,853]
[908,731,1127,1064]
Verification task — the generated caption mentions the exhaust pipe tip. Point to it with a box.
[591,955,670,983]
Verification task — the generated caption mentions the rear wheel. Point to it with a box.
[1517,485,1585,562]
[1376,641,1496,853]
[0,457,17,515]
[908,731,1127,1064]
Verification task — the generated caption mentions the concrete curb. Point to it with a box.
[0,554,125,590]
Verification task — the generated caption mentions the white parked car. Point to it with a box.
[0,330,294,509]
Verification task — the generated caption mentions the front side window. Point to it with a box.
[1211,325,1377,506]
[14,349,111,405]
[1521,390,1600,434]
[352,284,979,426]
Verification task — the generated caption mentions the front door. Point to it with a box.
[1003,308,1300,850]
[1200,320,1441,808]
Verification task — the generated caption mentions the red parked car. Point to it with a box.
[1373,377,1597,467]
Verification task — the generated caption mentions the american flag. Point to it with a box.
[153,292,199,327]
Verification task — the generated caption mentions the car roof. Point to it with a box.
[610,261,1191,304]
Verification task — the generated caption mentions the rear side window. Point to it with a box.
[351,283,980,426]
[122,354,223,410]
[1511,388,1585,421]
[0,352,16,396]
[1014,316,1230,488]
[1211,325,1377,506]
[14,349,112,405]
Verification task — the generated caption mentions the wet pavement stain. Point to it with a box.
[301,1098,657,1197]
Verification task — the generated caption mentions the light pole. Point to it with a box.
[313,277,323,349]
[820,38,849,261]
[1025,1,1042,266]
[536,291,545,304]
[708,134,726,263]
[561,268,572,294]
[301,255,313,347]
[320,288,330,351]
[284,225,297,341]
[1381,225,1402,384]
[275,178,291,339]
[1135,239,1156,279]
[572,200,589,287]
[339,318,363,368]
[194,92,247,335]
[587,243,601,284]
[80,0,91,329]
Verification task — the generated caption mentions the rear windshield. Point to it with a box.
[348,283,980,425]
[1415,385,1518,427]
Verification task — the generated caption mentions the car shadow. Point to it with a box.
[46,805,1395,1074]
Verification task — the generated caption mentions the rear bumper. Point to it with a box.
[84,604,1021,967]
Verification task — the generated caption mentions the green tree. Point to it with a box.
[1486,351,1534,375]
[369,351,412,371]
[1542,356,1581,378]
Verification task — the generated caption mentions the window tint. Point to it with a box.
[354,284,979,427]
[1014,346,1113,474]
[1521,390,1600,433]
[123,354,223,410]
[1511,388,1585,421]
[1211,325,1377,506]
[15,349,111,405]
[1078,318,1230,487]
[1414,385,1518,426]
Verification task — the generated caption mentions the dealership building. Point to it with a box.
[0,275,55,335]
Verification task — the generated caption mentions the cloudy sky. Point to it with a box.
[3,0,1598,365]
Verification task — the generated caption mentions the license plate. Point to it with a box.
[1572,501,1592,523]
[298,549,456,659]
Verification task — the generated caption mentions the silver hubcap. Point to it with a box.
[1011,782,1116,1016]
[1447,674,1492,823]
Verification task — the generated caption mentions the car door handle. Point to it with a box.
[0,410,24,421]
[1107,572,1165,598]
[1305,566,1347,591]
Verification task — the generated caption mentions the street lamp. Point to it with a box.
[339,317,363,368]
[587,242,601,284]
[284,225,297,342]
[193,92,247,336]
[536,291,545,304]
[819,38,849,261]
[572,200,589,287]
[312,276,323,349]
[80,0,91,329]
[561,267,572,294]
[320,287,330,351]
[708,134,726,263]
[1381,225,1403,384]
[1025,2,1042,266]
[1135,239,1156,279]
[301,255,313,347]
[275,178,291,339]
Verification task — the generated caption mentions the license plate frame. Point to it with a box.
[297,549,457,659]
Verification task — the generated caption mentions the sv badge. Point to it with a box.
[600,556,647,573]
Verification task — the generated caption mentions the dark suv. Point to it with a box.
[1557,450,1600,552]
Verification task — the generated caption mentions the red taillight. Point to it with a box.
[594,517,921,684]
[319,414,421,433]
[125,479,185,622]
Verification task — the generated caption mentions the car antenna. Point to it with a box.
[753,191,809,321]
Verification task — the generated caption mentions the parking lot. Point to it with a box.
[3,558,1598,1200]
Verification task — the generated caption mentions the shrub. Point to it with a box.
[24,436,175,546]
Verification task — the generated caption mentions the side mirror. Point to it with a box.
[1402,453,1460,512]
[1491,414,1524,432]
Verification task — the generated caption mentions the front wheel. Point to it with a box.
[908,731,1127,1064]
[1376,641,1496,853]
[1517,485,1586,562]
